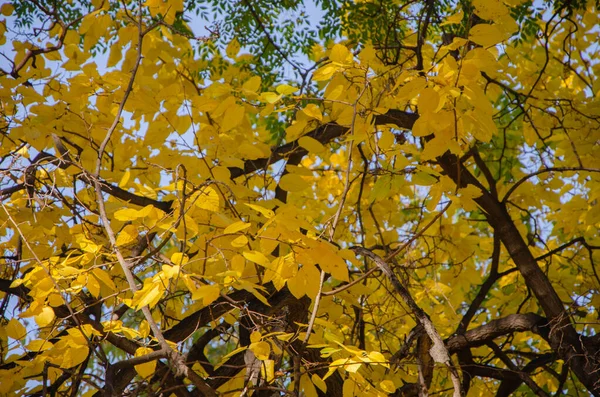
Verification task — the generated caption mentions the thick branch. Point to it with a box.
[446,313,548,353]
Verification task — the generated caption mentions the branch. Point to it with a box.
[487,341,550,397]
[502,167,600,203]
[446,313,548,353]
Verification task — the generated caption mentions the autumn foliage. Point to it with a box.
[1,0,600,396]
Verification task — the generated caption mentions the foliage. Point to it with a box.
[1,0,600,396]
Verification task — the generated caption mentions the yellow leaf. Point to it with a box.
[249,341,270,360]
[441,10,464,26]
[16,145,30,159]
[250,330,262,343]
[226,38,240,59]
[276,84,298,95]
[418,87,440,114]
[26,339,53,351]
[312,374,327,393]
[412,172,438,186]
[116,224,138,246]
[367,351,389,368]
[380,380,396,393]
[162,264,180,279]
[314,245,349,282]
[92,268,117,291]
[1,3,14,16]
[298,136,325,153]
[261,359,275,383]
[61,344,89,368]
[212,166,231,182]
[243,76,262,93]
[114,208,142,221]
[224,221,251,234]
[118,170,131,187]
[396,77,427,101]
[35,306,55,327]
[87,274,100,298]
[312,64,337,81]
[222,104,245,132]
[288,264,320,299]
[279,174,309,192]
[231,234,249,248]
[134,347,156,379]
[196,186,220,212]
[259,92,282,103]
[473,0,509,20]
[325,84,344,101]
[6,318,27,340]
[243,250,271,268]
[469,24,505,47]
[244,203,275,218]
[302,104,323,121]
[132,283,164,310]
[330,43,351,64]
[171,252,189,266]
[191,284,221,306]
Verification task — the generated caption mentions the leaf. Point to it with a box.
[196,186,220,212]
[380,380,396,393]
[243,250,271,268]
[250,330,262,343]
[134,347,156,379]
[132,283,164,310]
[118,170,131,187]
[325,83,344,100]
[301,373,319,397]
[222,104,245,132]
[302,104,323,121]
[473,0,509,20]
[441,10,464,26]
[170,252,189,266]
[261,359,275,383]
[249,341,270,360]
[330,43,351,64]
[469,24,505,47]
[276,84,298,95]
[191,284,221,306]
[244,203,275,218]
[92,268,117,291]
[313,64,337,81]
[298,136,325,153]
[279,174,309,192]
[231,234,249,247]
[116,224,138,246]
[418,87,440,114]
[226,38,240,58]
[1,3,14,16]
[61,344,89,368]
[367,351,389,368]
[312,374,327,393]
[259,92,283,103]
[224,221,251,234]
[6,318,27,340]
[243,76,261,93]
[26,339,53,351]
[35,306,55,327]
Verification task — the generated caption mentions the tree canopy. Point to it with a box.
[1,0,599,396]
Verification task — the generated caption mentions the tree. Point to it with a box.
[0,0,599,395]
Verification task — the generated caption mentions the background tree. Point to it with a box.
[1,0,599,396]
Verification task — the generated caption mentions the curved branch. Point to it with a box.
[446,313,548,353]
[502,167,600,203]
